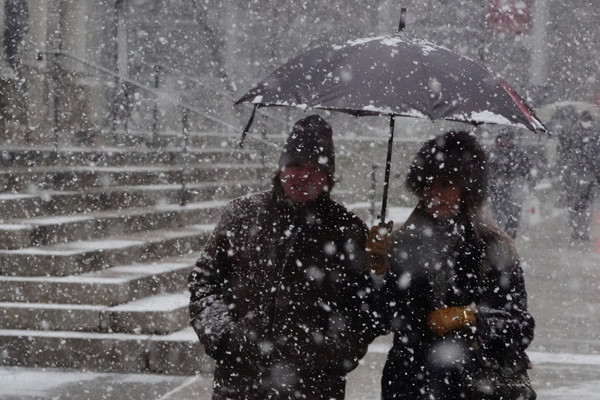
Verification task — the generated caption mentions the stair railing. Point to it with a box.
[36,50,244,205]
[37,51,239,143]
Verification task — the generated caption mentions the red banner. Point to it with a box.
[487,0,534,35]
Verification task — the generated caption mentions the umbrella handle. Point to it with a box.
[380,116,395,224]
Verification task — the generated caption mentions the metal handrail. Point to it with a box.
[153,62,237,102]
[152,62,292,130]
[36,50,241,204]
[37,51,240,134]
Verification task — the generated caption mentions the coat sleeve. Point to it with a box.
[372,270,412,337]
[372,224,428,338]
[188,202,238,359]
[475,240,535,354]
[322,219,378,373]
[349,220,384,343]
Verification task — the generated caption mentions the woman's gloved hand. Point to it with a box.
[427,306,476,337]
[365,221,394,275]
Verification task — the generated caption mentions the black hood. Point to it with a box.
[278,114,335,179]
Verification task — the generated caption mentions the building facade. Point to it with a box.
[0,0,598,146]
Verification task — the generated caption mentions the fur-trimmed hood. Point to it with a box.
[406,130,488,209]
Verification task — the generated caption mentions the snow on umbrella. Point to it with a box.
[235,9,547,223]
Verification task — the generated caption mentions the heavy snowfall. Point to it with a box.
[0,1,599,399]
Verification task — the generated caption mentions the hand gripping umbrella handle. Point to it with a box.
[380,116,395,224]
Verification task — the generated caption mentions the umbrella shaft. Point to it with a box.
[380,116,395,223]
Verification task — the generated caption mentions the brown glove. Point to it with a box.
[365,221,394,275]
[426,306,476,337]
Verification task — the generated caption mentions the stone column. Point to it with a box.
[110,0,129,139]
[55,0,95,145]
[0,0,30,144]
[60,0,90,64]
[528,0,549,101]
[21,0,53,145]
[0,0,16,77]
[116,0,127,76]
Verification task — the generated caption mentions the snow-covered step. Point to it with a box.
[0,302,105,332]
[0,326,211,375]
[0,193,38,220]
[148,326,213,375]
[0,225,213,277]
[0,199,228,249]
[0,253,200,305]
[153,131,268,149]
[1,163,263,192]
[0,180,260,219]
[0,145,255,168]
[0,292,189,334]
[106,292,189,334]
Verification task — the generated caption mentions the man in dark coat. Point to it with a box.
[188,115,377,400]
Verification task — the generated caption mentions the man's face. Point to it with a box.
[422,180,462,221]
[279,163,329,204]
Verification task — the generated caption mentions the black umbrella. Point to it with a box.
[235,9,547,223]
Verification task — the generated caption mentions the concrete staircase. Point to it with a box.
[0,133,266,375]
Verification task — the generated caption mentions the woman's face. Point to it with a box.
[422,180,462,221]
[279,163,329,203]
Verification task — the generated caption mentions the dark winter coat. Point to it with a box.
[377,205,535,400]
[188,185,376,400]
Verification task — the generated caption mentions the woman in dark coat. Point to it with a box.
[378,131,535,399]
[188,115,377,400]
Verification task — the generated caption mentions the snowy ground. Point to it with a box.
[1,204,600,399]
[1,344,599,400]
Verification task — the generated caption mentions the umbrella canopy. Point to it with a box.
[235,13,547,223]
[236,33,546,133]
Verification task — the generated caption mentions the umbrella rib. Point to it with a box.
[403,34,435,120]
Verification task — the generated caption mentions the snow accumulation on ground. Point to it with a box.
[110,292,188,312]
[367,342,600,367]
